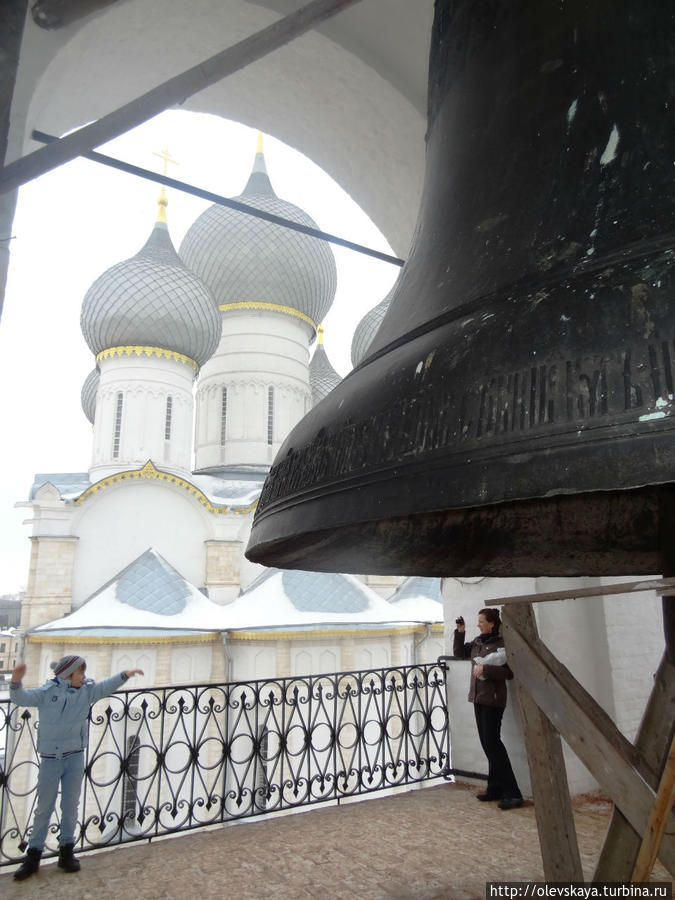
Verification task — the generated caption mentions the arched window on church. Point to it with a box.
[267,386,274,445]
[164,396,173,441]
[220,387,227,446]
[112,392,123,458]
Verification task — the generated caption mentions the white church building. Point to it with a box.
[16,138,445,701]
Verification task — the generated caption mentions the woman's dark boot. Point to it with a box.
[57,843,81,873]
[13,847,42,881]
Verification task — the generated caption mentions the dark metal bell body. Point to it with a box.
[248,0,675,576]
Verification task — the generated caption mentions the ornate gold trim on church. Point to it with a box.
[96,346,199,370]
[218,301,316,329]
[27,631,220,646]
[73,460,258,516]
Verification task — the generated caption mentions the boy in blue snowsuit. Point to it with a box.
[10,655,143,881]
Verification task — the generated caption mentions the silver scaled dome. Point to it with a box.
[179,139,337,336]
[81,215,220,367]
[81,368,100,424]
[309,327,341,404]
[350,285,395,368]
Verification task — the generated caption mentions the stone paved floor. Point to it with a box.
[1,782,671,900]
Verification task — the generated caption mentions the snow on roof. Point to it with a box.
[390,576,443,604]
[29,469,263,509]
[30,473,91,500]
[190,473,263,507]
[33,551,442,636]
[387,576,445,620]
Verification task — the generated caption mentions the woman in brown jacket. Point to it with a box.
[454,607,523,809]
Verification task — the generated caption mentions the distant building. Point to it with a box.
[0,593,22,629]
[0,627,19,674]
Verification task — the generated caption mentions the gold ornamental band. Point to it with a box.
[74,460,257,516]
[96,346,198,371]
[218,301,316,329]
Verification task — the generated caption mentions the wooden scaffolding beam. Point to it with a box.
[594,653,675,879]
[499,579,675,881]
[632,735,675,881]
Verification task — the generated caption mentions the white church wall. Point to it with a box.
[204,539,242,605]
[23,483,73,535]
[419,635,444,665]
[529,577,613,795]
[353,638,389,672]
[534,577,614,716]
[91,355,195,480]
[236,518,265,592]
[70,482,214,608]
[598,576,663,742]
[195,312,311,471]
[291,642,341,677]
[110,650,154,689]
[170,645,213,685]
[231,641,277,684]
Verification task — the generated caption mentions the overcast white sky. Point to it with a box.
[0,109,399,595]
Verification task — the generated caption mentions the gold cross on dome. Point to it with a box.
[152,147,179,177]
[152,148,178,223]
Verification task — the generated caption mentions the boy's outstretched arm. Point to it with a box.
[89,668,145,703]
[11,662,27,683]
[9,663,45,707]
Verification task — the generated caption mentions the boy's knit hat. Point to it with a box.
[50,655,86,679]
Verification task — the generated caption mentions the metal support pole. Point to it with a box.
[0,0,364,195]
[28,130,405,267]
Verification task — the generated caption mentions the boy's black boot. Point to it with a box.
[13,847,42,881]
[57,843,81,873]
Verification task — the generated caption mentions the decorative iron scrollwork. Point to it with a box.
[0,663,449,866]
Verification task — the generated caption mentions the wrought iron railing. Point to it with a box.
[0,662,450,866]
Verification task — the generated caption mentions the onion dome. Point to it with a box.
[80,194,221,367]
[179,133,337,337]
[350,286,395,368]
[81,368,99,424]
[309,325,341,404]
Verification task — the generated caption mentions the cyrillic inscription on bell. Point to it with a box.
[247,0,675,576]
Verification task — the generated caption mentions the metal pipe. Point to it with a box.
[412,622,431,665]
[30,129,405,267]
[0,0,364,195]
[221,631,233,683]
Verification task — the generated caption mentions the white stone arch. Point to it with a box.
[13,0,430,258]
[318,648,337,674]
[69,479,218,607]
[293,649,312,676]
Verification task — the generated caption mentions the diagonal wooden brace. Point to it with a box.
[503,603,583,881]
[594,654,675,879]
[504,612,673,860]
[632,733,675,881]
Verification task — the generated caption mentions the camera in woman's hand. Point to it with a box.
[455,616,464,626]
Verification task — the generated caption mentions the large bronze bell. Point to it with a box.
[247,0,675,577]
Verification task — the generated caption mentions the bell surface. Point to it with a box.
[247,0,675,577]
